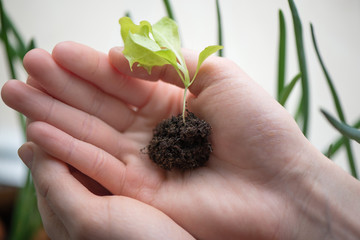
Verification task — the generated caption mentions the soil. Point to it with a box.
[146,111,212,170]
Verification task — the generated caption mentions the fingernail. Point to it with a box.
[18,144,33,169]
[112,46,123,53]
[109,46,123,57]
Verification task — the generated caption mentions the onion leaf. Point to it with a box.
[321,109,360,144]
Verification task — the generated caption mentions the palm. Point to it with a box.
[117,67,304,239]
[5,42,308,239]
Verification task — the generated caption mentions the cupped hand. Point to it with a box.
[17,143,194,240]
[2,41,318,239]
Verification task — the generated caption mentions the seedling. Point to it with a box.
[119,16,222,170]
[119,16,223,122]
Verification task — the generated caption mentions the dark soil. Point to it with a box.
[146,111,212,170]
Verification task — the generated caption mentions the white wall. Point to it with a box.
[1,0,360,186]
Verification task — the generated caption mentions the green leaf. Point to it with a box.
[9,172,42,240]
[279,73,301,106]
[288,0,310,137]
[119,17,152,42]
[277,10,286,101]
[1,8,27,60]
[190,45,223,85]
[163,0,176,21]
[321,109,360,144]
[152,16,183,67]
[123,32,176,73]
[326,118,360,157]
[311,23,357,179]
[325,144,333,159]
[119,16,222,121]
[216,0,223,57]
[321,110,359,178]
[311,24,346,122]
[153,17,181,52]
[119,17,178,74]
[0,0,16,79]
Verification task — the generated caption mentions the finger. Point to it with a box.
[109,46,246,125]
[2,80,138,158]
[70,167,112,196]
[18,142,85,239]
[19,144,194,240]
[19,143,70,239]
[24,49,183,129]
[27,75,47,93]
[36,196,70,240]
[108,46,234,97]
[51,41,157,108]
[23,48,136,131]
[27,121,127,194]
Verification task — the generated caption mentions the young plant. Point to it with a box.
[119,16,223,122]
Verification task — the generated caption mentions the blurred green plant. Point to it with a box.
[321,109,360,144]
[163,0,176,21]
[311,23,358,177]
[216,0,223,57]
[288,0,310,137]
[276,0,358,177]
[0,1,43,239]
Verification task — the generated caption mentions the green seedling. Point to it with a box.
[119,16,223,122]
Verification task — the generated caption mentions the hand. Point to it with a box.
[17,143,194,240]
[2,41,360,239]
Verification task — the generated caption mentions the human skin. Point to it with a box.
[18,143,195,240]
[2,41,360,239]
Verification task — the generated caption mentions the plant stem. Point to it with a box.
[311,23,357,178]
[311,24,346,121]
[277,10,286,101]
[326,118,360,157]
[9,172,42,240]
[288,0,310,136]
[163,0,176,21]
[0,0,27,138]
[321,110,360,144]
[3,11,27,58]
[1,1,43,239]
[0,0,16,79]
[321,109,359,178]
[182,87,188,123]
[279,73,301,106]
[216,0,223,57]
